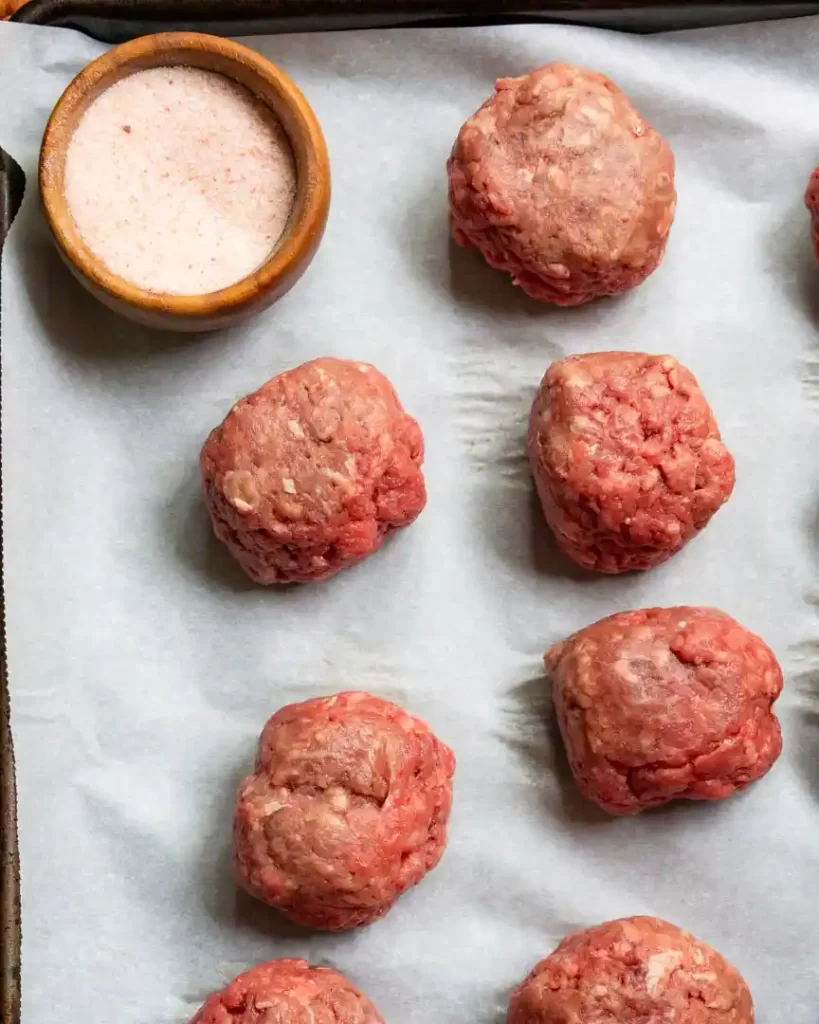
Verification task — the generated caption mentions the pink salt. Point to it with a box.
[64,66,297,295]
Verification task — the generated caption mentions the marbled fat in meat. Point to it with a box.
[528,352,735,573]
[508,917,754,1024]
[546,607,783,815]
[448,63,676,305]
[190,960,384,1024]
[233,692,455,930]
[201,358,426,584]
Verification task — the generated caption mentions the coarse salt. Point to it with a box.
[64,66,297,295]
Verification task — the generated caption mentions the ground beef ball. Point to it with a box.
[546,607,783,816]
[201,358,426,584]
[804,168,819,262]
[508,917,754,1024]
[189,960,383,1024]
[528,352,735,573]
[447,63,676,306]
[233,691,455,930]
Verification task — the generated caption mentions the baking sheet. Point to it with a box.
[1,15,819,1024]
[0,144,24,1024]
[10,1,819,40]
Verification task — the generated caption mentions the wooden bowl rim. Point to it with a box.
[39,31,330,318]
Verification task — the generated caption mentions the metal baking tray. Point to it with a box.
[1,2,817,1022]
[9,0,819,41]
[1,144,24,1024]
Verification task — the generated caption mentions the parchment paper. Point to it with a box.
[2,15,819,1024]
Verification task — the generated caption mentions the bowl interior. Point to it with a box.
[40,33,329,317]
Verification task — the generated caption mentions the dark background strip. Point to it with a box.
[0,145,25,1024]
[10,0,819,41]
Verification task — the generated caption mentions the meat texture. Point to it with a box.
[804,168,819,262]
[508,917,754,1024]
[201,358,426,584]
[190,959,384,1024]
[448,63,676,305]
[528,352,735,573]
[546,607,783,815]
[233,691,455,930]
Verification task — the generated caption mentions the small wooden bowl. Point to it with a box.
[39,32,331,332]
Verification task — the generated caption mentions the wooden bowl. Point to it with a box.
[39,32,331,332]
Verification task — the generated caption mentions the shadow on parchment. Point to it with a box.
[498,673,611,827]
[447,237,557,319]
[404,178,632,325]
[165,464,261,596]
[397,165,545,319]
[769,194,819,329]
[400,162,636,325]
[197,756,320,944]
[164,463,398,601]
[446,235,635,327]
[497,673,772,829]
[486,481,599,584]
[19,211,224,362]
[794,683,819,801]
[789,633,819,801]
[489,987,517,1024]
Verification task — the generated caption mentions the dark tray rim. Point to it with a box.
[0,146,24,1024]
[10,0,819,41]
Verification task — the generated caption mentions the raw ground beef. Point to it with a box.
[201,358,426,584]
[528,352,735,573]
[233,691,455,930]
[189,959,384,1024]
[447,63,676,306]
[508,917,754,1024]
[804,168,819,261]
[546,607,783,815]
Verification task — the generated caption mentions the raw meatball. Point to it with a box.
[528,352,735,573]
[201,358,426,584]
[233,691,455,930]
[190,959,383,1024]
[448,63,676,306]
[508,917,753,1024]
[546,607,783,815]
[804,168,819,262]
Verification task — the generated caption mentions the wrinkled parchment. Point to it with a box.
[2,16,819,1024]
